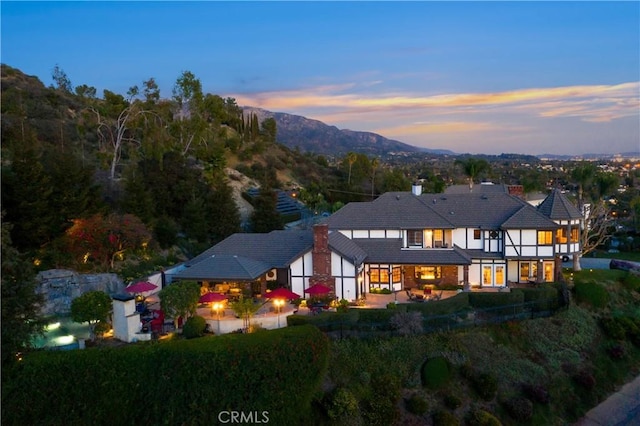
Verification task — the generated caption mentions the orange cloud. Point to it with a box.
[231,81,639,124]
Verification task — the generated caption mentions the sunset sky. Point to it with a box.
[2,1,639,155]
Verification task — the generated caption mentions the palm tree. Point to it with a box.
[346,152,357,186]
[570,163,597,210]
[455,157,490,190]
[370,157,379,199]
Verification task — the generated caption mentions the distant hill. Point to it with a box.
[242,107,454,157]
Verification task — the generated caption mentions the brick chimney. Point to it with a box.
[310,223,335,290]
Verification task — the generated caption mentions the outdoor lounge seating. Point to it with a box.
[406,289,425,302]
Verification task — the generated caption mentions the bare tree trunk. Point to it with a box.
[573,253,582,272]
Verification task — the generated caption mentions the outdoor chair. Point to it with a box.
[406,289,416,301]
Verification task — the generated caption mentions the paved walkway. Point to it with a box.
[575,375,640,426]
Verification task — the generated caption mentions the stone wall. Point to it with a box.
[36,269,125,316]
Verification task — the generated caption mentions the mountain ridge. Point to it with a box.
[242,106,455,157]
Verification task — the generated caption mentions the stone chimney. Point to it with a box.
[309,223,335,290]
[411,183,423,196]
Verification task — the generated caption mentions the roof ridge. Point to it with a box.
[414,194,457,227]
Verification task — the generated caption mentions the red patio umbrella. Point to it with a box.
[265,287,300,300]
[199,292,227,303]
[125,281,158,293]
[304,283,333,295]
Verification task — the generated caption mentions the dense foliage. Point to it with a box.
[1,325,329,426]
[319,270,640,425]
[0,220,45,368]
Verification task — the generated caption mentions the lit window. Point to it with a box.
[537,231,553,245]
[473,230,481,240]
[571,227,580,242]
[392,267,401,282]
[370,267,389,283]
[556,229,568,244]
[415,266,441,280]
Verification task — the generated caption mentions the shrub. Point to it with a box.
[503,396,533,422]
[337,299,350,313]
[405,394,429,415]
[468,291,525,310]
[620,273,640,292]
[406,292,470,316]
[390,311,424,336]
[471,373,498,401]
[358,371,371,385]
[600,317,627,340]
[370,287,392,294]
[182,315,206,338]
[521,383,550,404]
[443,392,462,409]
[574,281,609,309]
[94,320,111,338]
[325,387,359,420]
[518,286,559,311]
[386,302,398,310]
[573,370,596,390]
[421,356,451,389]
[606,342,626,360]
[465,408,502,426]
[433,409,460,426]
[361,374,401,425]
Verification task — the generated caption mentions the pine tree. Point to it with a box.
[1,218,45,367]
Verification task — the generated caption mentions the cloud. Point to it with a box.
[373,121,501,136]
[229,80,639,154]
[232,81,639,122]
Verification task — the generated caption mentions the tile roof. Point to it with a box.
[327,190,562,231]
[537,189,583,220]
[187,230,313,268]
[419,192,531,229]
[175,255,271,281]
[501,206,559,229]
[352,238,472,265]
[325,192,455,229]
[328,232,368,265]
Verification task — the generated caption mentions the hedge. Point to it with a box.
[405,292,471,315]
[517,286,559,311]
[468,291,525,309]
[1,325,329,426]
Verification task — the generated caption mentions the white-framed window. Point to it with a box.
[407,230,423,247]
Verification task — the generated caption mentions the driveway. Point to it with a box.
[562,257,614,270]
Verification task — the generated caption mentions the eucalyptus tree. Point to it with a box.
[87,82,163,182]
[171,70,210,156]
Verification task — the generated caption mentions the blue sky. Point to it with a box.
[2,1,639,155]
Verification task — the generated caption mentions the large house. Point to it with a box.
[171,184,583,301]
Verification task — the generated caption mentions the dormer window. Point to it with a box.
[408,230,423,247]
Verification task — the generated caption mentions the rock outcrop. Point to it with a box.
[36,269,125,316]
